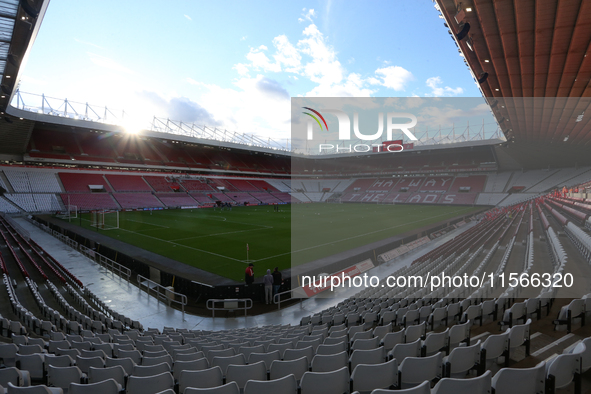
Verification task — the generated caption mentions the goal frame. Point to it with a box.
[90,209,120,230]
[57,205,78,221]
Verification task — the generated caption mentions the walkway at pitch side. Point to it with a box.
[15,217,475,331]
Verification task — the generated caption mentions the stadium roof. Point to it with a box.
[0,0,48,111]
[435,0,591,148]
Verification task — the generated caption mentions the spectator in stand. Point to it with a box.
[272,267,282,298]
[245,263,254,285]
[263,269,274,304]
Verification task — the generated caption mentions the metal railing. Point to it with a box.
[273,289,305,310]
[78,245,131,283]
[137,274,188,317]
[206,298,253,317]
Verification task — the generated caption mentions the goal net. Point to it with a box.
[90,210,120,230]
[57,205,78,221]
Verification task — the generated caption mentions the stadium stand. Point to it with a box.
[143,176,183,192]
[112,193,163,209]
[156,193,199,208]
[104,175,152,192]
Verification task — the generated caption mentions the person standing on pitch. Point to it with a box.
[263,269,274,304]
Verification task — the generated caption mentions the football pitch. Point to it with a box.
[71,204,482,282]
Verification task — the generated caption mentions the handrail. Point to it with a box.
[273,289,305,310]
[137,274,187,317]
[95,251,131,282]
[206,298,253,317]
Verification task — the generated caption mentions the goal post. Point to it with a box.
[90,210,120,230]
[57,205,78,221]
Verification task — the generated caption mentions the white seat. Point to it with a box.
[545,351,583,393]
[206,349,235,365]
[132,362,171,377]
[105,356,135,376]
[570,338,591,372]
[432,369,491,394]
[399,352,443,389]
[248,350,280,371]
[373,324,392,341]
[481,330,510,369]
[270,357,308,382]
[448,320,471,350]
[127,371,174,394]
[388,339,421,362]
[211,354,246,376]
[508,319,531,360]
[491,361,545,394]
[311,351,348,372]
[172,358,209,381]
[300,366,350,394]
[116,349,141,364]
[184,382,239,394]
[47,365,85,392]
[405,322,426,344]
[142,354,173,368]
[7,383,62,394]
[0,367,28,389]
[16,354,44,382]
[284,346,314,363]
[176,352,206,362]
[243,374,297,394]
[350,358,398,393]
[351,337,380,351]
[179,367,223,393]
[442,339,481,378]
[422,328,449,357]
[267,343,292,358]
[369,380,430,393]
[88,365,126,388]
[69,378,120,394]
[225,361,266,390]
[237,345,265,361]
[428,307,448,330]
[350,347,385,371]
[74,356,104,374]
[317,342,347,356]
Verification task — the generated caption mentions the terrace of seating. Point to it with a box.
[418,177,454,193]
[28,129,80,157]
[143,176,183,192]
[60,194,119,211]
[105,175,152,192]
[179,179,215,192]
[6,196,591,394]
[188,193,215,204]
[156,193,198,208]
[448,175,487,193]
[112,193,163,209]
[59,173,112,193]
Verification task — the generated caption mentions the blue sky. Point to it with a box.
[17,0,482,141]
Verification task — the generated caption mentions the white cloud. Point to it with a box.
[425,76,464,96]
[305,72,375,97]
[370,66,414,91]
[233,63,250,76]
[299,8,316,23]
[182,75,292,140]
[184,14,192,21]
[240,36,247,41]
[87,52,132,74]
[74,38,103,50]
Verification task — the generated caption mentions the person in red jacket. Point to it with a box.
[244,263,254,285]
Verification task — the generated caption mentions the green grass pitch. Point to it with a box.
[71,204,482,282]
